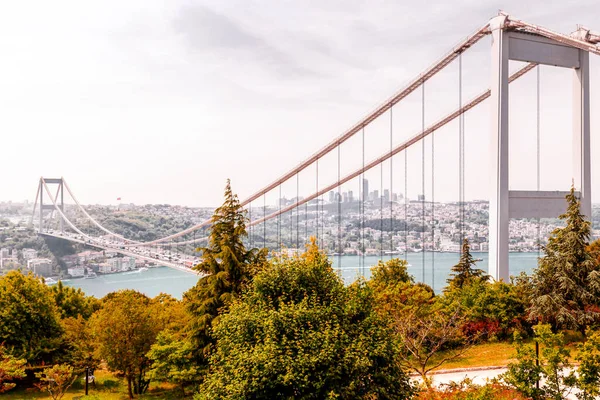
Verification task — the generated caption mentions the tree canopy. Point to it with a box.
[446,238,487,290]
[184,180,266,369]
[197,239,415,399]
[529,187,600,333]
[0,270,63,364]
[89,290,158,399]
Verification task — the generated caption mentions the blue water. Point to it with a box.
[64,252,540,299]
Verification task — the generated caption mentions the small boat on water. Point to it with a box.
[45,277,58,285]
[138,267,148,272]
[84,272,98,279]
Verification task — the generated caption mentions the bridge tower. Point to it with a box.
[33,177,65,233]
[489,15,591,281]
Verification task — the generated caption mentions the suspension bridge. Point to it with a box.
[31,12,600,284]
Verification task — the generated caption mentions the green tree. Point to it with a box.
[447,238,487,290]
[443,279,530,340]
[0,346,26,394]
[147,331,198,396]
[89,290,158,399]
[58,316,97,371]
[529,187,600,333]
[369,258,414,290]
[0,270,63,363]
[574,328,600,400]
[51,281,99,319]
[35,364,77,400]
[197,239,414,399]
[503,324,575,400]
[183,180,266,370]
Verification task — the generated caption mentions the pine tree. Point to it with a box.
[446,238,487,289]
[529,186,600,334]
[183,180,267,371]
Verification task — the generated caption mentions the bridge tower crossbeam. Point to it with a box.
[489,15,591,281]
[33,177,65,234]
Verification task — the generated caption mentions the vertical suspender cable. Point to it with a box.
[404,133,408,260]
[537,66,541,257]
[421,80,426,282]
[278,184,282,252]
[459,52,464,253]
[390,105,394,257]
[361,127,365,275]
[249,202,252,248]
[296,173,299,249]
[263,194,266,249]
[316,157,319,244]
[380,160,383,260]
[305,201,308,244]
[337,143,342,272]
[432,128,435,290]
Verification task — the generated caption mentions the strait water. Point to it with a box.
[63,252,540,299]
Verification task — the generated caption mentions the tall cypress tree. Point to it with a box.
[183,180,267,370]
[529,187,600,334]
[446,238,487,290]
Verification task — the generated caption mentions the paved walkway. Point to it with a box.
[423,366,579,399]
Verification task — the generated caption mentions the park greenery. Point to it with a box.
[0,184,600,399]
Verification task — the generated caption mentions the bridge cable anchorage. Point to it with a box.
[116,23,492,249]
[421,80,426,283]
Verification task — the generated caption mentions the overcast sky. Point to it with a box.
[1,0,600,207]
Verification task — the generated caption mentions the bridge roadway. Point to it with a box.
[39,231,199,275]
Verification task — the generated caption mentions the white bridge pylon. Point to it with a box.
[489,14,593,281]
[34,12,600,281]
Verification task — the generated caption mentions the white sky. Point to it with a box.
[1,0,600,207]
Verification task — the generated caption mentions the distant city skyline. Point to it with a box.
[2,1,600,207]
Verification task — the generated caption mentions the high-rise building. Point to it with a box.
[384,189,390,202]
[392,193,398,202]
[329,191,335,203]
[373,190,379,201]
[362,179,369,202]
[348,190,354,203]
[342,192,348,203]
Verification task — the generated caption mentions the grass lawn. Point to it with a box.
[432,336,584,372]
[3,369,191,400]
[432,341,517,371]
